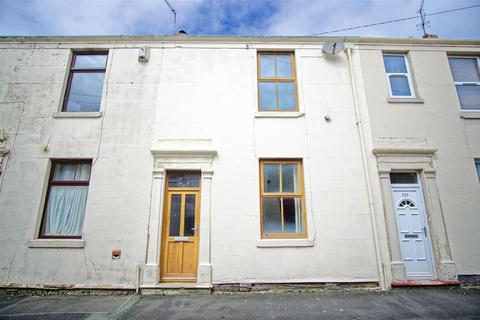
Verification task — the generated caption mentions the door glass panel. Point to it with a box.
[390,172,418,184]
[262,198,282,233]
[168,173,200,188]
[169,195,181,236]
[283,198,302,233]
[184,194,196,237]
[281,163,298,192]
[263,164,280,192]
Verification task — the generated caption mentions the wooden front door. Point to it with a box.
[160,172,201,282]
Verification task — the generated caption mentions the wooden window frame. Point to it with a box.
[38,159,92,239]
[383,53,416,98]
[448,56,480,111]
[257,51,299,112]
[259,159,307,239]
[62,51,109,112]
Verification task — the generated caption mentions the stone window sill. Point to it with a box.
[460,111,480,119]
[255,112,305,118]
[256,239,314,248]
[28,239,85,248]
[53,112,103,118]
[387,97,424,104]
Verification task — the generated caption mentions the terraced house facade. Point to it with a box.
[0,35,478,291]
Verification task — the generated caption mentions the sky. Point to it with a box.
[0,0,479,39]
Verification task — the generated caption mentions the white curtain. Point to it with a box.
[43,185,88,236]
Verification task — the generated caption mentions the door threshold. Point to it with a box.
[142,283,212,289]
[391,280,461,287]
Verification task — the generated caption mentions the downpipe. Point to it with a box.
[345,46,387,291]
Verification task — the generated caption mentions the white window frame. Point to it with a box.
[448,56,480,112]
[383,54,416,98]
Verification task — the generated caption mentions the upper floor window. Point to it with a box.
[475,160,480,182]
[257,52,298,111]
[383,54,415,98]
[448,57,480,111]
[40,160,91,238]
[63,52,108,112]
[259,159,306,239]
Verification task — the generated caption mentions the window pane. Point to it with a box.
[262,198,282,233]
[456,85,480,110]
[390,172,418,184]
[263,164,280,193]
[168,173,200,188]
[169,195,181,237]
[278,82,296,110]
[74,54,107,69]
[282,163,298,193]
[448,58,480,82]
[42,185,88,236]
[75,163,91,181]
[259,82,277,110]
[276,55,292,78]
[183,195,196,237]
[383,55,407,73]
[389,75,411,96]
[283,198,303,233]
[53,163,76,181]
[476,161,480,181]
[65,72,105,112]
[260,54,275,77]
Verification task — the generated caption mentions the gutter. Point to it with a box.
[345,45,387,291]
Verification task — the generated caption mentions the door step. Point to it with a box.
[140,283,212,295]
[391,280,461,287]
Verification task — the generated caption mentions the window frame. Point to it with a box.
[38,159,92,239]
[383,53,416,98]
[257,51,299,112]
[62,51,109,112]
[259,159,307,239]
[475,159,480,182]
[448,56,480,112]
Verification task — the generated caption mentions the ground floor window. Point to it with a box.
[259,159,307,239]
[39,160,91,238]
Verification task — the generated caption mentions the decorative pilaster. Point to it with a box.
[197,168,213,286]
[143,168,166,285]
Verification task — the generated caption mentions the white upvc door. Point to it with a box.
[392,186,436,279]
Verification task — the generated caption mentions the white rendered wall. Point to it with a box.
[0,40,378,287]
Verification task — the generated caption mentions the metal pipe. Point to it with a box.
[345,46,387,290]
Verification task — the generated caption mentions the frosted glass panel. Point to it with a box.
[184,195,196,237]
[262,198,281,233]
[278,82,296,110]
[259,82,276,110]
[389,75,411,96]
[276,55,292,78]
[53,164,76,181]
[384,55,407,73]
[264,164,280,193]
[282,163,298,192]
[456,85,480,110]
[260,55,275,77]
[449,58,480,82]
[169,195,181,237]
[168,173,200,188]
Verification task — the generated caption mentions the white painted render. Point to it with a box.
[0,35,478,288]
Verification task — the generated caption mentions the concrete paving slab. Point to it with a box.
[119,288,480,320]
[0,295,28,312]
[0,295,131,319]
